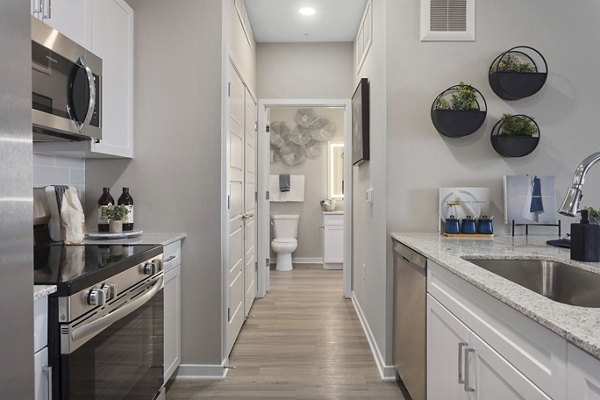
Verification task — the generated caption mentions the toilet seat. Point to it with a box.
[272,238,297,245]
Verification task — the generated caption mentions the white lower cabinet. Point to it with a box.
[163,241,182,382]
[34,347,50,400]
[428,295,552,400]
[34,295,50,400]
[322,213,343,269]
[567,344,600,400]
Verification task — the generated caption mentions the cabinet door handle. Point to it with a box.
[458,342,468,384]
[43,365,52,399]
[464,347,476,392]
[42,0,51,19]
[33,0,43,14]
[164,255,176,263]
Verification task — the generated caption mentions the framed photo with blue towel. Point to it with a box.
[352,78,370,165]
[503,175,557,224]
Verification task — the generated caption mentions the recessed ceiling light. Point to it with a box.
[299,7,316,16]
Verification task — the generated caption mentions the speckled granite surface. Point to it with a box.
[34,285,56,300]
[391,233,600,359]
[83,232,186,246]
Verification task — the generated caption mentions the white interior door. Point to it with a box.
[227,66,245,354]
[244,90,257,316]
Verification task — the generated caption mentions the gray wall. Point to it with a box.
[351,0,390,366]
[352,0,600,370]
[269,107,344,260]
[86,0,224,365]
[256,42,354,99]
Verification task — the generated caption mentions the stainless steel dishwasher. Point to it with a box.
[393,240,427,400]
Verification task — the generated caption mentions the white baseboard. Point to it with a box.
[175,361,229,380]
[269,257,323,264]
[293,257,323,264]
[351,293,396,381]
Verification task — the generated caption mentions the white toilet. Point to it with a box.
[271,214,299,272]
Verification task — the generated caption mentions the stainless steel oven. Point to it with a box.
[32,16,102,142]
[35,243,165,400]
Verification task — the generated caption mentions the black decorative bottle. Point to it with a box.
[118,187,134,231]
[570,209,600,262]
[97,188,114,232]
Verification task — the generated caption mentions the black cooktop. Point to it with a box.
[34,244,162,296]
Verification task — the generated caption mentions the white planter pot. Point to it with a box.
[109,220,123,233]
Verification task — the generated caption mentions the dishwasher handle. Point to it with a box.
[393,241,427,270]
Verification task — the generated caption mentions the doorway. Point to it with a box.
[256,99,352,299]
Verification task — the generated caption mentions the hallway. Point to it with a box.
[167,265,404,399]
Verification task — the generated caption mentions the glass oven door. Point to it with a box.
[60,276,164,400]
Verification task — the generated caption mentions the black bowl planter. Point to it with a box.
[491,114,540,157]
[431,85,487,138]
[489,46,548,101]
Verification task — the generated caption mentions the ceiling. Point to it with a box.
[244,0,368,43]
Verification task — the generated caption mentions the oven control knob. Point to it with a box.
[152,259,162,272]
[88,288,107,306]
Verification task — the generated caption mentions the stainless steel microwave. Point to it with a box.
[32,16,102,142]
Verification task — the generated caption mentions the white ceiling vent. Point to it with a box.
[421,0,475,41]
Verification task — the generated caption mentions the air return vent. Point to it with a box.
[421,0,475,41]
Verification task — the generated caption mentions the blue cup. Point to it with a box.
[444,215,460,234]
[461,216,477,234]
[477,216,493,234]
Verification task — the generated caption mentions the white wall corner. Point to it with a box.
[351,293,397,381]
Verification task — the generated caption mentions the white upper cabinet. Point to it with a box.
[89,0,134,158]
[31,0,92,48]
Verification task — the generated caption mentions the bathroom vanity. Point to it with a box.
[322,211,344,269]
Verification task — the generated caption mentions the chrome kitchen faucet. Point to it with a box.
[559,152,600,216]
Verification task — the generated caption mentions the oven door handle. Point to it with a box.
[71,274,163,343]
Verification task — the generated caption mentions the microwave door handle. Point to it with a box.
[77,56,96,133]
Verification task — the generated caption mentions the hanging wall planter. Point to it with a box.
[489,46,548,100]
[431,82,487,138]
[491,114,540,157]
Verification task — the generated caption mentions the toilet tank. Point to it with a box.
[272,214,299,239]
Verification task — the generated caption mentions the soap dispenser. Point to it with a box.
[570,209,600,262]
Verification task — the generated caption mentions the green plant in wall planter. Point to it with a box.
[489,46,548,100]
[491,114,540,157]
[101,204,129,233]
[497,53,536,72]
[431,82,487,138]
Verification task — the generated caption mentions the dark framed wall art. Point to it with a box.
[352,78,370,165]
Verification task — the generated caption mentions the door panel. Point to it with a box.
[244,90,257,316]
[227,67,245,355]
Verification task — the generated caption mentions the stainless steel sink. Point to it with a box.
[463,258,600,308]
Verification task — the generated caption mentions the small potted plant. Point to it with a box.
[587,207,600,224]
[489,46,548,100]
[101,204,129,233]
[491,113,540,157]
[431,82,488,138]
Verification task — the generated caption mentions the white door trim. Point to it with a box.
[256,99,353,299]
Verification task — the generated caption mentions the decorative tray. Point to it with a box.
[442,233,494,240]
[85,230,143,239]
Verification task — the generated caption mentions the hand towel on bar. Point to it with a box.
[279,174,291,192]
[281,175,305,202]
[269,175,281,202]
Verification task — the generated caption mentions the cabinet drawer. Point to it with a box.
[163,241,181,272]
[34,296,48,353]
[428,261,567,400]
[323,214,343,226]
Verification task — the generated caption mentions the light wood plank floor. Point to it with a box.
[167,265,404,399]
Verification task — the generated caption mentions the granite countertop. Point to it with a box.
[391,233,600,358]
[83,232,187,246]
[34,285,56,301]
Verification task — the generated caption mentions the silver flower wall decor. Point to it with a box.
[270,108,336,166]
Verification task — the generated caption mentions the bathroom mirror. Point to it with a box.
[328,141,344,199]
